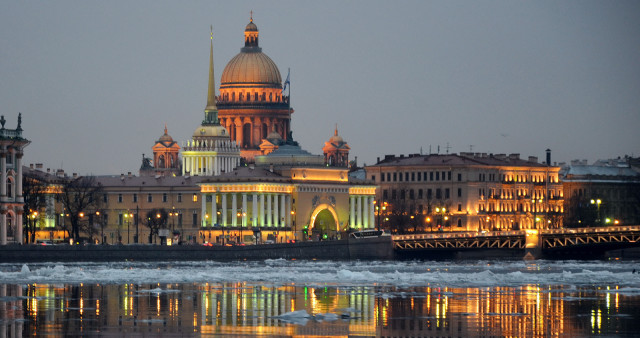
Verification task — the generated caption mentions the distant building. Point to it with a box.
[216,18,293,162]
[140,125,181,177]
[364,152,563,233]
[562,157,640,227]
[0,114,29,244]
[323,125,350,167]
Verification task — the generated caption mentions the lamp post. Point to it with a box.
[435,207,446,231]
[590,199,602,226]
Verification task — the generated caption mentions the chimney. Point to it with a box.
[508,153,520,160]
[128,172,132,178]
[36,163,44,170]
[72,173,78,179]
[120,173,125,180]
[56,169,65,178]
[30,164,34,169]
[546,149,551,166]
[47,168,51,173]
[528,156,538,163]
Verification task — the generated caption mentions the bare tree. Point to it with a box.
[22,173,48,243]
[145,208,168,244]
[60,176,104,242]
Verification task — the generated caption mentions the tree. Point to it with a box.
[22,173,48,243]
[59,176,104,242]
[145,208,168,244]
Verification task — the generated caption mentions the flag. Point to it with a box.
[282,68,290,94]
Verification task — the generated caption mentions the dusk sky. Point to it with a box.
[2,1,638,175]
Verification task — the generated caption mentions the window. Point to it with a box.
[418,189,423,199]
[445,188,450,199]
[118,194,123,203]
[387,173,391,181]
[163,193,168,203]
[192,194,198,202]
[177,193,182,203]
[427,189,432,199]
[458,204,462,211]
[6,153,12,164]
[380,174,384,182]
[6,179,12,198]
[417,172,421,181]
[192,212,198,226]
[400,190,405,200]
[457,188,462,197]
[393,173,397,181]
[133,194,138,203]
[178,213,183,227]
[405,173,409,181]
[391,189,397,200]
[448,171,452,180]
[372,175,376,181]
[147,194,152,203]
[103,194,108,203]
[436,172,440,181]
[383,190,388,200]
[399,173,403,182]
[436,189,442,199]
[457,219,462,227]
[118,213,123,226]
[458,173,462,181]
[430,172,434,181]
[409,189,415,200]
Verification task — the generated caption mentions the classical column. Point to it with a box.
[369,196,375,229]
[231,193,237,227]
[221,194,227,227]
[15,209,23,244]
[236,119,243,148]
[266,194,272,227]
[0,212,6,245]
[1,147,6,199]
[259,194,265,227]
[201,194,207,226]
[356,196,362,229]
[274,194,279,227]
[286,195,292,227]
[280,194,286,228]
[350,196,355,229]
[363,196,369,229]
[252,193,258,228]
[242,193,247,227]
[211,193,217,226]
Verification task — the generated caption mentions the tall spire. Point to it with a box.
[204,25,219,125]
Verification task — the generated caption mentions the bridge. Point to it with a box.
[392,226,640,259]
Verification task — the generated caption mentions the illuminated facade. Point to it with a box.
[182,28,241,176]
[365,152,564,233]
[198,143,376,243]
[216,18,293,162]
[0,114,29,245]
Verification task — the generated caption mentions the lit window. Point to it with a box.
[192,194,198,202]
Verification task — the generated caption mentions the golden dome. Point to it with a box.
[221,52,282,86]
[220,19,282,87]
[159,125,174,143]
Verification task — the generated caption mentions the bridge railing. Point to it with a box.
[541,225,640,235]
[393,230,526,241]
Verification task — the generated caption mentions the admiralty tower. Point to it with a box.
[216,17,293,162]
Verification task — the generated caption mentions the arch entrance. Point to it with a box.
[309,204,339,240]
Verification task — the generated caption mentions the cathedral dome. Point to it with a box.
[220,19,282,87]
[158,125,175,143]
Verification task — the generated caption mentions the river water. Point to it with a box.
[1,259,640,337]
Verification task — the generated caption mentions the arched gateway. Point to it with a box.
[309,204,339,239]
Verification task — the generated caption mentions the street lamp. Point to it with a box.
[435,207,446,231]
[590,199,602,226]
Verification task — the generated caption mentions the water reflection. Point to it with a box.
[1,282,639,336]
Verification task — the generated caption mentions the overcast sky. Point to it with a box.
[2,1,639,175]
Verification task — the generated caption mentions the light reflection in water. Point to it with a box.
[0,283,639,336]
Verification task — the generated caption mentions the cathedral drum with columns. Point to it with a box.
[216,18,293,162]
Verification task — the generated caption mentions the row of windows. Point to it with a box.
[379,171,455,183]
[479,188,562,200]
[113,193,198,204]
[221,91,282,103]
[383,188,461,201]
[100,211,199,227]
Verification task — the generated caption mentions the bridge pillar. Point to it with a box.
[524,229,542,260]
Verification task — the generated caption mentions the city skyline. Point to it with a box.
[2,1,639,175]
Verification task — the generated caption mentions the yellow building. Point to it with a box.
[199,142,376,243]
[365,152,563,233]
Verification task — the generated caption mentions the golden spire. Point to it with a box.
[334,123,338,136]
[164,123,168,135]
[205,25,218,115]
